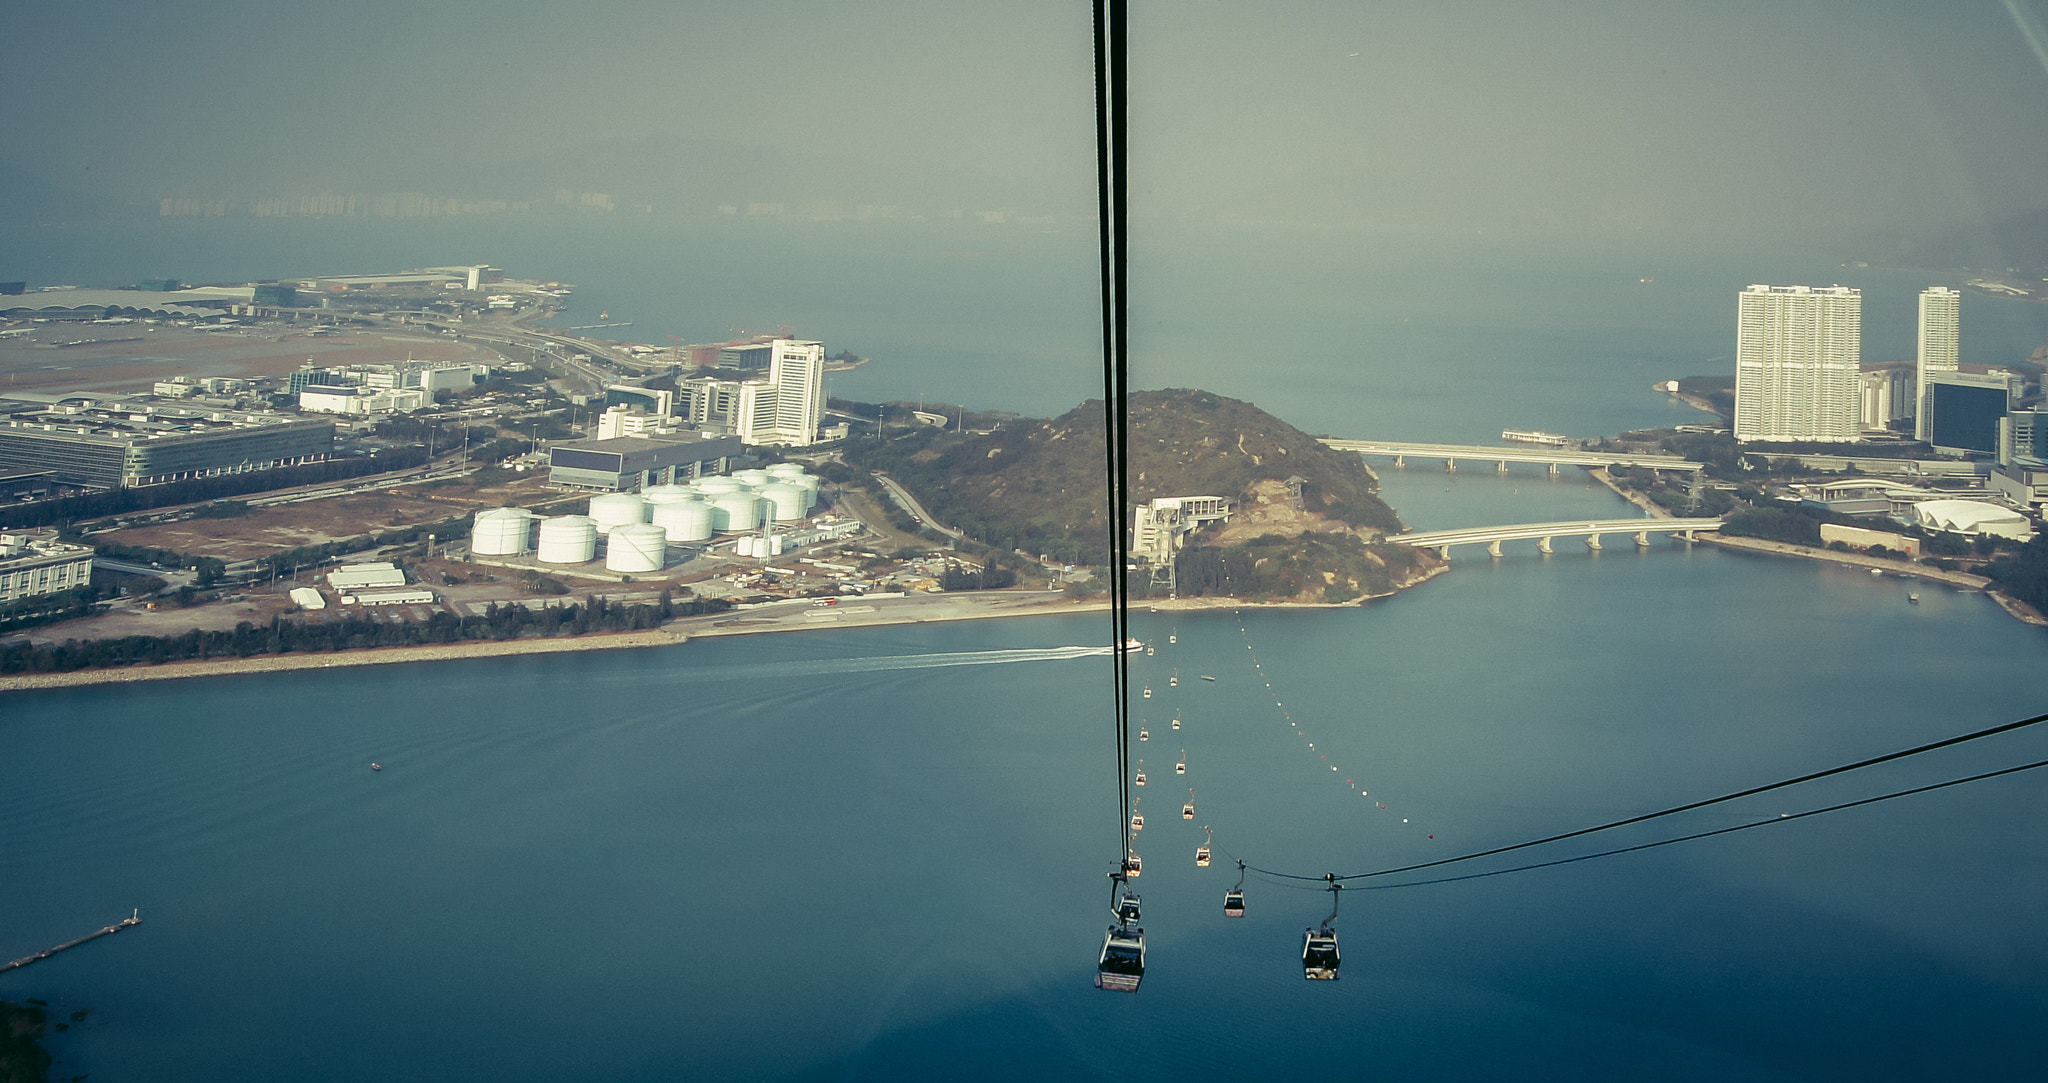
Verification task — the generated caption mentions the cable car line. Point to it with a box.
[1236,707,2048,885]
[1243,754,2048,890]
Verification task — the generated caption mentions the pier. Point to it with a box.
[1,911,141,974]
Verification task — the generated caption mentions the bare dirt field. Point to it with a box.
[97,493,477,560]
[0,328,502,395]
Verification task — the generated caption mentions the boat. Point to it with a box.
[370,763,382,771]
[1909,593,1920,604]
[1501,429,1570,447]
[1120,638,1145,653]
[1199,675,1216,682]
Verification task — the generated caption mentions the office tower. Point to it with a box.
[1915,286,1960,441]
[765,339,825,446]
[1733,284,1862,442]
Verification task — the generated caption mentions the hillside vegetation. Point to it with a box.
[844,389,1435,602]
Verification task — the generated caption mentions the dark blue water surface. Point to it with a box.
[4,219,2048,1079]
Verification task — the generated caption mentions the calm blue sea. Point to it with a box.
[4,217,2048,1079]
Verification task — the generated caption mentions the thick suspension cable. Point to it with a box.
[1332,755,2048,891]
[1095,0,1133,865]
[1239,709,2048,884]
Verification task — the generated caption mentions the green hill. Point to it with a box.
[843,389,1436,602]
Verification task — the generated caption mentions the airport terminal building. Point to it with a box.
[0,401,335,488]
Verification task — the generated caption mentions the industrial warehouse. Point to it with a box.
[0,400,335,488]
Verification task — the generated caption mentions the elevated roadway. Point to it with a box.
[1322,438,1704,473]
[1399,517,1723,558]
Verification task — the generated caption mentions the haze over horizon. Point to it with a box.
[3,1,2047,256]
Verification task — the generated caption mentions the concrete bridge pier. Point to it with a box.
[1487,539,1503,558]
[1682,529,1696,542]
[1436,545,1452,559]
[1394,454,1405,467]
[1537,537,1554,554]
[1445,458,1457,472]
[1549,462,1560,475]
[1585,533,1603,551]
[1497,460,1509,473]
[1634,531,1651,547]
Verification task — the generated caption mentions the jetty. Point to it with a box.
[1,910,141,974]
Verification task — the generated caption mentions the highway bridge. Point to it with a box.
[1321,438,1704,473]
[1398,517,1724,558]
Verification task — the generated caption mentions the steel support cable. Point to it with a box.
[1238,709,2048,885]
[1336,755,2048,891]
[1095,0,1133,864]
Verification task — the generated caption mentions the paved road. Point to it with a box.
[868,472,964,541]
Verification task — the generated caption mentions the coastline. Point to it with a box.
[0,629,684,694]
[1689,535,2048,627]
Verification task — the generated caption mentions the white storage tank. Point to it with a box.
[758,483,808,522]
[536,515,599,564]
[588,492,650,529]
[733,469,772,487]
[736,535,757,558]
[695,477,743,495]
[606,524,668,573]
[766,463,806,480]
[768,534,785,557]
[471,508,533,556]
[642,484,697,505]
[792,474,822,510]
[711,492,762,532]
[650,499,715,542]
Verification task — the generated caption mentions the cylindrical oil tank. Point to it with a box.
[792,473,822,510]
[641,484,697,505]
[695,476,743,495]
[588,492,649,529]
[711,492,762,532]
[737,535,757,558]
[768,535,786,557]
[605,524,667,573]
[758,483,808,522]
[733,469,772,487]
[766,462,806,479]
[470,508,532,556]
[650,499,714,542]
[536,515,598,564]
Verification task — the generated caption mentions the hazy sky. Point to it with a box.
[4,1,2045,245]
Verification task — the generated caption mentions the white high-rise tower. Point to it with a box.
[766,339,825,445]
[1914,286,1960,441]
[1733,284,1862,443]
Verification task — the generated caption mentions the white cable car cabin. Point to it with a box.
[1223,889,1245,917]
[1196,845,1212,867]
[1138,727,1149,741]
[1096,925,1146,992]
[1143,686,1152,699]
[1302,928,1341,980]
[1182,801,1195,820]
[1175,753,1186,775]
[1170,671,1179,687]
[1126,853,1143,877]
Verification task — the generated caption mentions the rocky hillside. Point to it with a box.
[845,389,1438,601]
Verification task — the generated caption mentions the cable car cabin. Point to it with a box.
[1301,929,1341,980]
[1170,674,1179,687]
[1135,770,1146,786]
[1116,892,1142,924]
[1196,845,1212,866]
[1125,853,1143,877]
[1182,801,1195,820]
[1223,889,1245,917]
[1169,634,1177,643]
[1096,925,1146,992]
[1131,812,1145,832]
[1139,727,1149,741]
[1143,686,1152,699]
[1175,758,1186,775]
[1171,717,1181,730]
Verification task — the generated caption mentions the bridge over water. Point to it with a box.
[1321,438,1705,474]
[1398,517,1724,558]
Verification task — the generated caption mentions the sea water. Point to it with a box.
[4,217,2048,1078]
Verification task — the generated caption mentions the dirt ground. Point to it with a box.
[94,471,569,562]
[1210,478,1363,544]
[0,327,502,395]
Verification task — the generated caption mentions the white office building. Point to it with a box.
[674,339,826,446]
[1733,285,1862,443]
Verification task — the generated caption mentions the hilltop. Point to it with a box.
[843,389,1440,604]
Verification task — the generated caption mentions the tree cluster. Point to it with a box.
[0,592,729,675]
